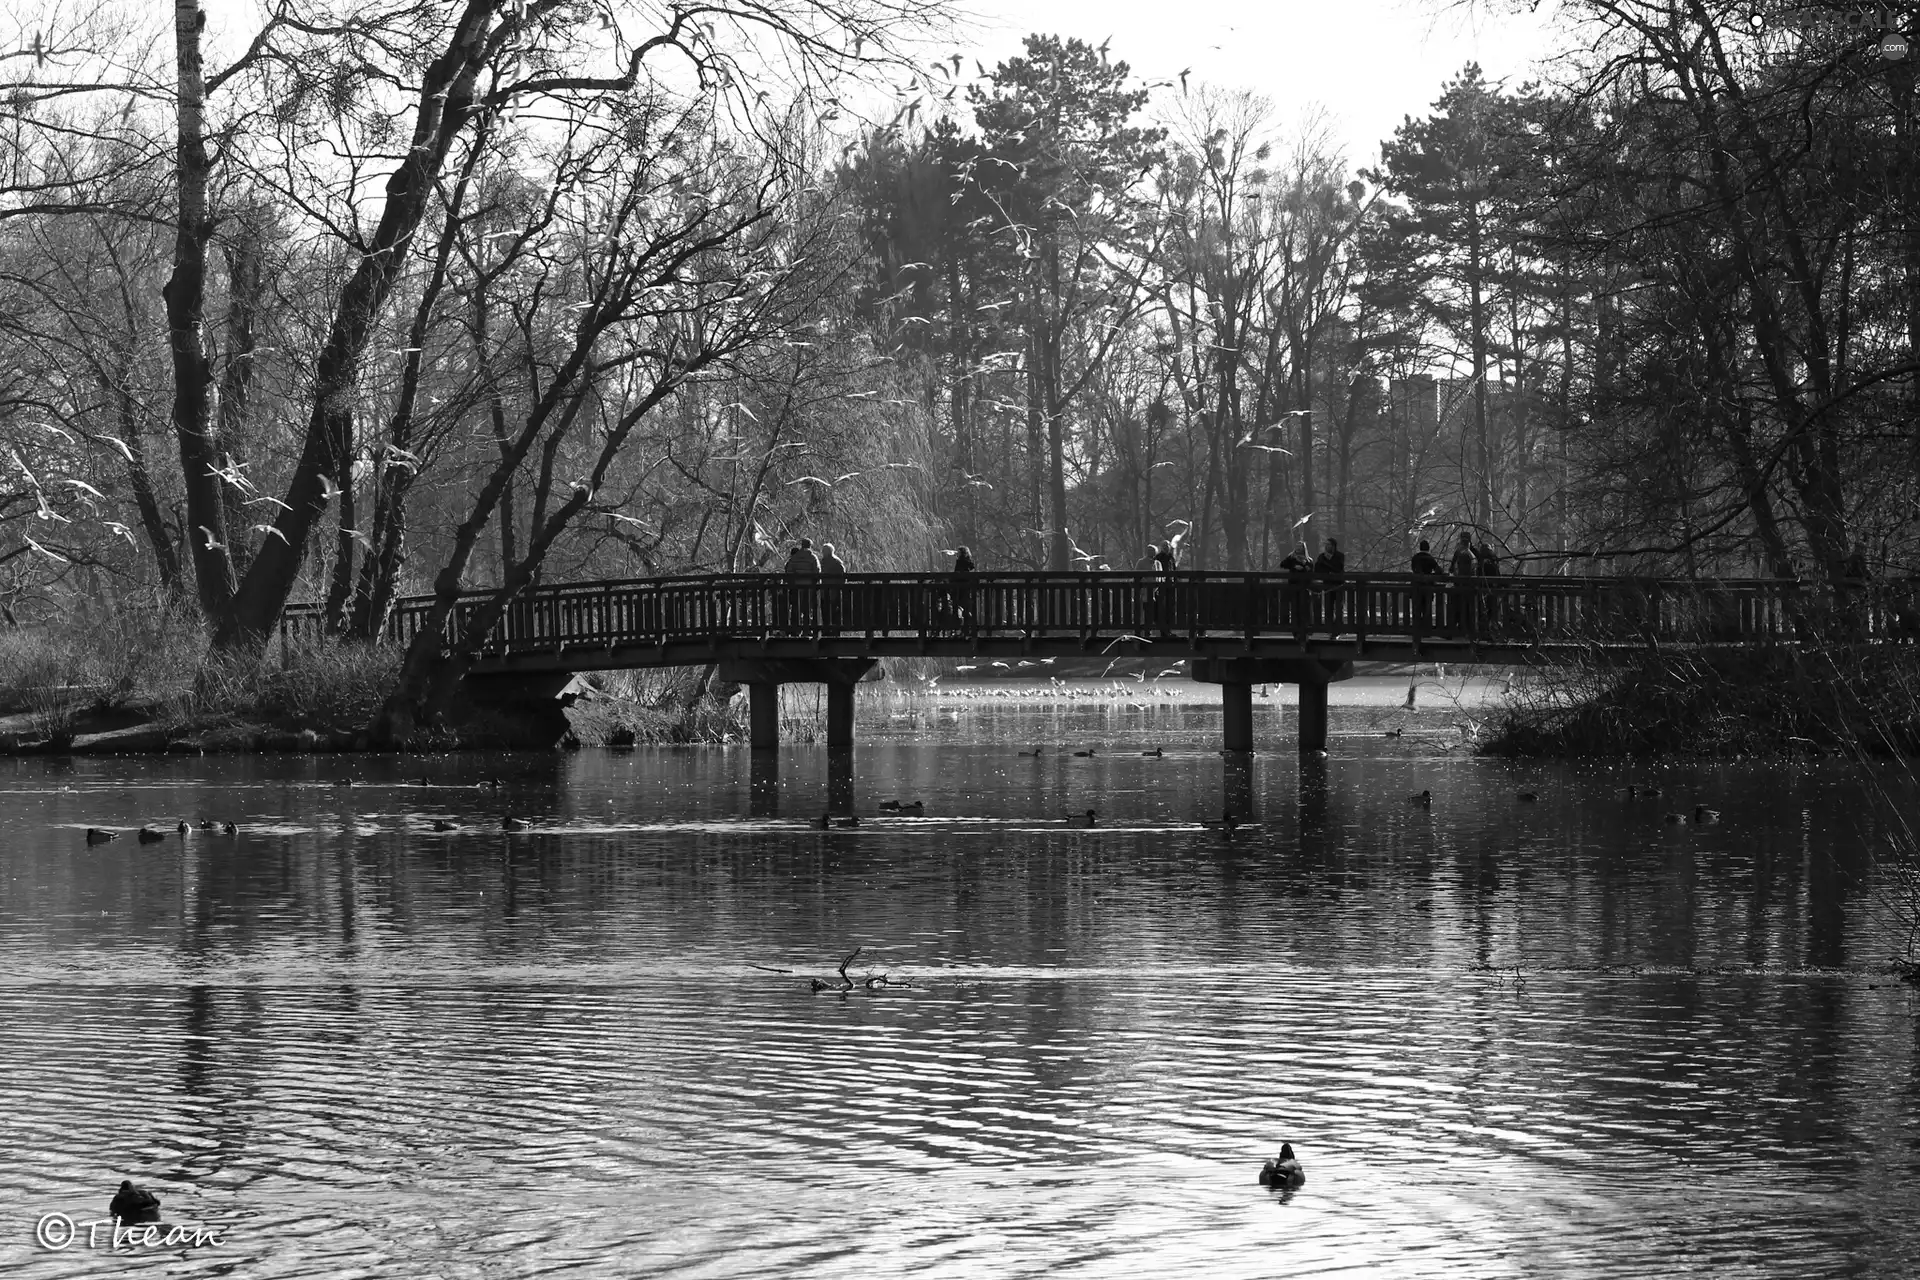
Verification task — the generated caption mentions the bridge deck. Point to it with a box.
[283,571,1899,673]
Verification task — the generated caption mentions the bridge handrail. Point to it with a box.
[275,569,1904,654]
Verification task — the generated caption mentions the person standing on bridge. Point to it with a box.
[943,546,976,638]
[1279,542,1313,637]
[1449,531,1478,637]
[819,542,846,636]
[1410,539,1441,637]
[784,538,821,634]
[1473,538,1502,635]
[1313,537,1347,634]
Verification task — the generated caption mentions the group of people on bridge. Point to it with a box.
[760,528,1519,641]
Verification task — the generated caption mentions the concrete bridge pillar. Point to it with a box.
[1191,657,1352,755]
[748,683,779,751]
[719,659,877,755]
[827,682,856,755]
[1221,681,1254,754]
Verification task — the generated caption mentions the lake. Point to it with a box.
[2,677,1917,1278]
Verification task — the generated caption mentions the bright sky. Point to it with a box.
[960,0,1569,169]
[187,0,1569,175]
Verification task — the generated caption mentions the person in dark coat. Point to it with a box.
[1151,541,1179,635]
[819,542,846,634]
[1279,541,1312,633]
[1448,532,1478,635]
[1410,539,1441,634]
[1473,539,1502,633]
[946,546,976,636]
[1314,537,1347,632]
[782,538,821,633]
[785,538,821,576]
[110,1180,161,1223]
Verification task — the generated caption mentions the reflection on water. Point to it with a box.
[1,689,1917,1278]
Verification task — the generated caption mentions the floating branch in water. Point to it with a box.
[803,946,913,993]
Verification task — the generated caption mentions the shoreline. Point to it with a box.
[8,653,1919,760]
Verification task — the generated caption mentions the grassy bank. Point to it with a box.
[1481,645,1920,758]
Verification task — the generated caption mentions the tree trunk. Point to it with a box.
[324,450,357,630]
[217,214,265,580]
[1466,199,1491,529]
[164,0,237,622]
[1042,246,1070,572]
[215,0,497,649]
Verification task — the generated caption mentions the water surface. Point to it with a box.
[2,680,1917,1277]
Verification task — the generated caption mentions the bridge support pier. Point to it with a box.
[1191,658,1352,755]
[827,682,856,755]
[1221,681,1254,754]
[749,683,779,751]
[720,659,877,757]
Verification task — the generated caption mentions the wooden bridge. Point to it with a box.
[286,571,1901,755]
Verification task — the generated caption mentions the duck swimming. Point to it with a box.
[109,1179,161,1223]
[810,813,832,829]
[431,819,459,831]
[896,801,925,815]
[85,828,118,845]
[1141,747,1164,757]
[1407,789,1432,808]
[834,816,862,828]
[1693,806,1721,824]
[1258,1143,1305,1189]
[1066,809,1097,828]
[1516,791,1539,802]
[1199,811,1240,831]
[1072,747,1097,758]
[1018,746,1045,757]
[137,825,167,843]
[501,817,531,831]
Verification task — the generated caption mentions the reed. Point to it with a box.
[1481,645,1920,758]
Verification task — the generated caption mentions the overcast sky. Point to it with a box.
[959,0,1568,169]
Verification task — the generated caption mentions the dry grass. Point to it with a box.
[0,597,405,743]
[174,640,404,733]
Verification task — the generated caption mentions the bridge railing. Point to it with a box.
[278,571,1901,655]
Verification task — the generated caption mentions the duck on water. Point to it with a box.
[1258,1143,1305,1189]
[109,1179,161,1223]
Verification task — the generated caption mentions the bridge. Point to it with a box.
[285,571,1897,754]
